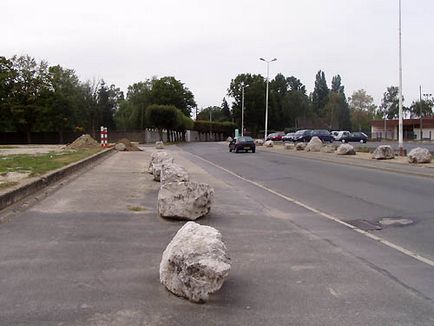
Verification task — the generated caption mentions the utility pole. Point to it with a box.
[398,0,404,155]
[260,57,277,140]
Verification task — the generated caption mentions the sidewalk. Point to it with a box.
[0,147,433,325]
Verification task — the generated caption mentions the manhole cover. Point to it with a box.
[347,219,382,231]
[379,217,414,227]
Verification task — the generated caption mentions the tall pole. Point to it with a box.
[398,0,404,154]
[209,110,212,141]
[241,85,245,137]
[260,58,277,140]
[420,86,422,141]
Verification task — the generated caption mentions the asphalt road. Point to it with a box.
[0,146,433,325]
[181,142,434,261]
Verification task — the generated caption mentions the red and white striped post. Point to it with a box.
[100,126,108,148]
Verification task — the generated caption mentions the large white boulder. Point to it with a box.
[255,139,264,146]
[407,147,432,164]
[148,151,174,174]
[372,145,394,160]
[295,142,307,151]
[160,222,231,303]
[156,141,164,149]
[264,140,274,148]
[158,181,214,220]
[226,136,233,142]
[305,136,323,152]
[114,143,126,151]
[161,163,190,185]
[336,144,356,155]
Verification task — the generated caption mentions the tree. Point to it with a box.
[197,106,226,122]
[41,65,82,142]
[146,104,180,140]
[7,55,51,143]
[380,86,407,119]
[323,75,351,130]
[150,76,196,117]
[227,73,265,134]
[125,80,153,129]
[349,89,378,132]
[311,70,329,117]
[0,56,15,131]
[409,100,433,118]
[221,97,231,121]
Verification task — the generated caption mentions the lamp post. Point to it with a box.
[241,84,248,137]
[260,57,277,140]
[398,0,404,155]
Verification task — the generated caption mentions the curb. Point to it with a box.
[0,148,114,212]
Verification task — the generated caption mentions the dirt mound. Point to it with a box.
[116,138,142,151]
[67,134,100,149]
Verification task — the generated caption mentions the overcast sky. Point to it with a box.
[2,0,434,110]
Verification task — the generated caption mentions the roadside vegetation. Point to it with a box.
[1,54,432,142]
[0,148,101,177]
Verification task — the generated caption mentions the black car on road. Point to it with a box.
[310,129,334,143]
[292,129,312,142]
[229,136,256,153]
[341,132,368,143]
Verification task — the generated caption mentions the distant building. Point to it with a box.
[371,117,434,141]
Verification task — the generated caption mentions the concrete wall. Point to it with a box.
[414,128,434,141]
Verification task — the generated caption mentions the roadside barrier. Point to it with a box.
[100,126,108,148]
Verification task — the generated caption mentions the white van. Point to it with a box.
[331,130,350,141]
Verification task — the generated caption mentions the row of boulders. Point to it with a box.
[148,145,230,303]
[262,137,432,163]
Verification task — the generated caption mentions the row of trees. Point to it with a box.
[0,55,123,142]
[225,71,433,136]
[0,54,233,142]
[2,54,433,143]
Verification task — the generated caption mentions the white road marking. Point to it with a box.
[190,152,434,268]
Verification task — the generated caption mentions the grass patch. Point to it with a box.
[0,181,19,190]
[0,146,18,149]
[0,148,102,177]
[128,206,147,212]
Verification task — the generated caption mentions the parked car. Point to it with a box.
[310,129,334,143]
[229,136,256,153]
[282,132,295,142]
[266,132,285,141]
[292,129,312,142]
[331,130,350,141]
[341,132,368,143]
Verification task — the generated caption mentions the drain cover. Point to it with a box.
[379,218,414,227]
[347,219,382,231]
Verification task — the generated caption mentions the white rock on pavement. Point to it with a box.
[255,139,264,146]
[295,142,307,151]
[264,140,274,147]
[336,144,356,155]
[148,151,174,174]
[407,147,432,164]
[158,181,214,220]
[161,163,190,185]
[305,136,323,152]
[160,221,231,303]
[156,141,164,149]
[372,145,394,160]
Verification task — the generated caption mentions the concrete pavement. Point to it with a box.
[0,147,433,325]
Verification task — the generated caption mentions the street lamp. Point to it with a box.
[260,57,277,140]
[241,84,248,137]
[398,0,404,155]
